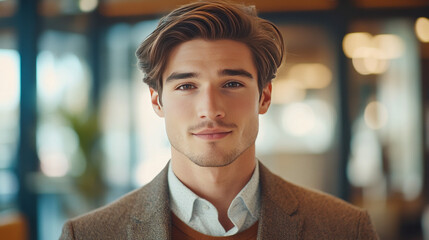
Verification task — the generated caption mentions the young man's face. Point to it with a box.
[150,39,271,167]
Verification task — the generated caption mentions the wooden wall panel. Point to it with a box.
[99,0,338,17]
[355,0,429,8]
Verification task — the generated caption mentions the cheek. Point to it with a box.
[163,103,190,140]
[230,95,260,116]
[163,98,194,121]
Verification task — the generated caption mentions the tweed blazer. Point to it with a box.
[60,162,378,239]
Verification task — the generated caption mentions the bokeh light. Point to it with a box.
[373,34,405,59]
[364,101,389,130]
[37,50,89,114]
[37,122,80,177]
[348,128,382,187]
[342,32,373,58]
[272,79,306,104]
[415,17,429,42]
[288,63,332,89]
[281,102,316,136]
[79,0,98,12]
[0,49,20,111]
[352,47,389,75]
[39,151,70,177]
[343,32,404,75]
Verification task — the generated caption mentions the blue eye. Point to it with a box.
[177,84,195,90]
[224,82,243,88]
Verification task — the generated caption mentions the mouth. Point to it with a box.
[192,129,232,140]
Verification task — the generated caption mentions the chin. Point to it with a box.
[187,151,240,168]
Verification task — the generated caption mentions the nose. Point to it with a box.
[197,86,225,120]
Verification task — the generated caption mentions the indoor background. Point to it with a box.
[0,0,428,239]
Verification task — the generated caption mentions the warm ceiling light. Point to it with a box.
[79,0,98,12]
[344,32,404,75]
[373,34,405,59]
[288,63,332,89]
[342,32,373,58]
[415,17,429,42]
[272,79,306,104]
[352,47,389,75]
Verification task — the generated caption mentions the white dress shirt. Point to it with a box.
[168,161,260,236]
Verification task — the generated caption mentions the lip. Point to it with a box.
[192,129,232,140]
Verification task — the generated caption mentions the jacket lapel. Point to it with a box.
[127,164,171,240]
[257,163,303,240]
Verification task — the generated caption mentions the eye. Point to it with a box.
[224,82,243,88]
[176,84,196,90]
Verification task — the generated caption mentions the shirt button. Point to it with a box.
[203,204,210,211]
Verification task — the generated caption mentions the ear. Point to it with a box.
[259,83,272,114]
[150,88,164,117]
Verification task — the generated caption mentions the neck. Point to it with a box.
[171,145,256,230]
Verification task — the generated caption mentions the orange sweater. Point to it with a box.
[171,213,258,240]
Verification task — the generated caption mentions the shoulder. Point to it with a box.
[259,162,359,214]
[284,179,366,221]
[60,187,142,240]
[286,181,377,239]
[259,163,378,239]
[60,164,170,239]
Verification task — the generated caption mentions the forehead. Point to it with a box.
[169,39,252,57]
[162,39,256,78]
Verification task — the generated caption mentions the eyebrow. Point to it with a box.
[219,69,254,79]
[166,72,199,82]
[165,68,254,82]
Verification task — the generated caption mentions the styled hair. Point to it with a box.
[136,0,284,102]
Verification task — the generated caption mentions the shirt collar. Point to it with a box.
[234,162,260,219]
[168,162,199,223]
[168,161,260,223]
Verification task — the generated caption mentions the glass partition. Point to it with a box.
[255,24,341,195]
[0,29,20,212]
[344,18,423,240]
[36,30,93,239]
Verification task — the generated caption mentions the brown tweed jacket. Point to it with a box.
[60,162,379,240]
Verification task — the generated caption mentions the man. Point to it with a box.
[61,1,379,239]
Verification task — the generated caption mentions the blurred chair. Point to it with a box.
[0,211,28,240]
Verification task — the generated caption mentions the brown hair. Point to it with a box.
[136,0,284,102]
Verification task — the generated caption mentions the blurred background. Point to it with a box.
[0,0,428,239]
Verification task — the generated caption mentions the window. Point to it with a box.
[0,30,20,211]
[36,30,93,239]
